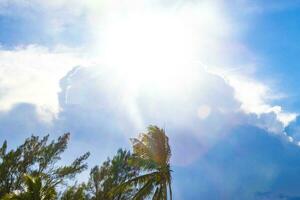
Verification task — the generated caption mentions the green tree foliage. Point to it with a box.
[88,149,139,200]
[3,174,56,200]
[0,125,172,200]
[112,125,173,200]
[0,133,90,198]
[60,184,89,200]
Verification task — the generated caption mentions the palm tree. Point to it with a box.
[112,125,172,200]
[88,149,139,200]
[3,174,56,200]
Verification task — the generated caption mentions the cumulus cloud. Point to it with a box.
[0,103,51,146]
[222,73,297,127]
[35,64,300,199]
[0,45,88,120]
[0,0,297,158]
[1,62,300,198]
[0,0,296,125]
[0,0,299,197]
[47,65,296,167]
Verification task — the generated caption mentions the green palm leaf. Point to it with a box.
[3,174,56,200]
[112,125,173,200]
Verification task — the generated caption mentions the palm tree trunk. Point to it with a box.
[168,182,172,200]
[163,182,167,200]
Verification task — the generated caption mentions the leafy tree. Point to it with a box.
[0,125,173,200]
[3,174,56,200]
[112,125,173,200]
[88,149,139,200]
[0,140,23,196]
[0,133,90,198]
[61,183,89,200]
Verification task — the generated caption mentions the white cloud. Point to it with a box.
[0,0,298,166]
[206,65,297,129]
[0,45,88,121]
[55,64,299,166]
[224,74,297,127]
[91,0,299,131]
[1,2,300,197]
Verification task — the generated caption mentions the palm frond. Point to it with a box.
[132,178,155,200]
[110,171,159,197]
[118,125,173,200]
[152,186,162,200]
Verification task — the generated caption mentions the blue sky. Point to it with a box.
[1,0,300,199]
[243,2,300,112]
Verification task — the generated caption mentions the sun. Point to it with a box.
[98,11,199,93]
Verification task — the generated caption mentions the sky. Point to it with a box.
[1,0,300,199]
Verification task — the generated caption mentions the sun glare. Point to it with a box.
[99,12,198,92]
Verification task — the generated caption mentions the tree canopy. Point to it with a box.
[0,125,173,200]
